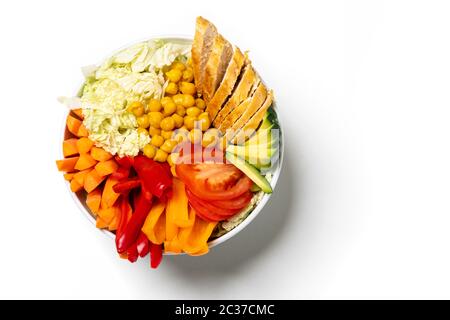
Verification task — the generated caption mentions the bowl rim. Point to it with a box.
[61,34,285,254]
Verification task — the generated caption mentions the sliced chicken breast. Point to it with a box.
[205,46,245,121]
[230,90,274,144]
[213,62,257,128]
[192,17,217,97]
[202,34,233,102]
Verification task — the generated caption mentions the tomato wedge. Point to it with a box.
[186,188,241,217]
[211,191,253,210]
[176,163,253,201]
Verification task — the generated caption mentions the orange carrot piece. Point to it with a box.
[63,138,79,157]
[56,156,79,172]
[77,123,89,137]
[108,213,120,231]
[95,159,119,177]
[70,179,83,192]
[98,206,120,224]
[84,169,106,193]
[96,217,109,229]
[101,176,121,209]
[73,168,92,186]
[90,147,113,162]
[64,173,75,181]
[74,153,97,171]
[72,108,84,120]
[86,189,102,215]
[76,137,94,154]
[66,115,82,137]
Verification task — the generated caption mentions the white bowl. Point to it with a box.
[62,36,284,253]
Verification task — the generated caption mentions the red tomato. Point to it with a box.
[211,191,253,210]
[176,163,253,200]
[186,188,241,217]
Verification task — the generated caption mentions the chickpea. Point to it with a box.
[148,112,164,128]
[197,112,211,131]
[181,94,195,107]
[202,128,220,147]
[195,98,206,110]
[182,68,194,82]
[151,135,164,147]
[143,144,156,159]
[180,82,196,95]
[161,96,173,108]
[184,115,197,131]
[171,114,184,128]
[172,94,184,106]
[173,129,188,143]
[165,69,182,83]
[129,101,145,117]
[137,114,150,129]
[167,153,179,166]
[149,126,161,137]
[189,129,202,144]
[198,117,210,131]
[186,107,202,117]
[137,127,149,136]
[160,139,177,153]
[161,130,174,140]
[172,61,186,71]
[154,149,168,162]
[176,105,186,117]
[160,117,175,131]
[148,99,162,112]
[165,82,178,95]
[163,101,177,116]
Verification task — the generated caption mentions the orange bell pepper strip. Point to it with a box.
[166,178,193,228]
[141,201,166,245]
[164,237,183,254]
[177,207,217,255]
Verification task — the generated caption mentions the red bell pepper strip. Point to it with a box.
[115,155,134,168]
[127,243,138,263]
[150,242,163,269]
[133,155,172,199]
[111,166,130,180]
[116,192,153,254]
[113,178,141,194]
[115,195,130,252]
[136,232,150,258]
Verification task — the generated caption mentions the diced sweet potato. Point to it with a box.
[74,153,97,171]
[98,206,120,224]
[72,108,84,120]
[96,217,109,229]
[76,137,94,154]
[108,213,120,231]
[101,176,121,209]
[86,189,102,215]
[64,173,75,181]
[90,147,113,162]
[66,115,82,137]
[56,157,79,172]
[70,179,83,192]
[95,159,119,177]
[84,169,106,193]
[77,123,89,137]
[73,169,92,186]
[63,138,79,157]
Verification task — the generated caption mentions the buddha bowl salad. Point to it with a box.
[56,17,281,268]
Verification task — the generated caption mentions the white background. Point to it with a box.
[0,0,449,299]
